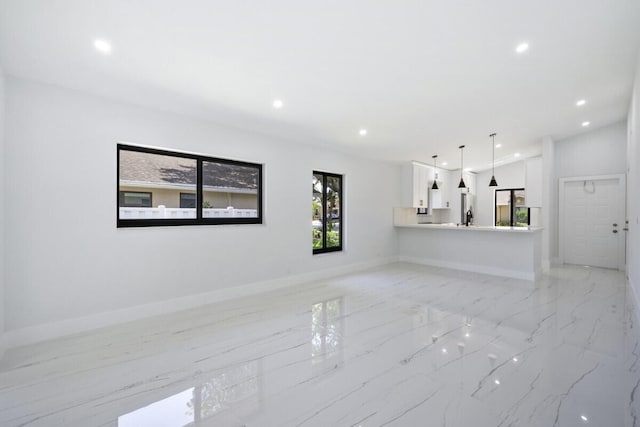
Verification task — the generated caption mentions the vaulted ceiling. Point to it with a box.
[1,0,639,170]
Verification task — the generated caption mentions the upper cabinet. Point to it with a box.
[401,162,477,210]
[401,162,429,208]
[413,163,429,208]
[463,171,476,196]
[525,157,542,207]
[430,168,450,209]
[448,171,475,191]
[449,170,476,198]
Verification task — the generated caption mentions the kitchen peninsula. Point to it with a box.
[394,208,543,281]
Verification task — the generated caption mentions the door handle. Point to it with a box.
[613,230,618,233]
[624,228,629,231]
[613,223,618,227]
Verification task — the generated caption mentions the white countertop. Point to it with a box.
[395,223,543,233]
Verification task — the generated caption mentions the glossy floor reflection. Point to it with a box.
[0,263,638,426]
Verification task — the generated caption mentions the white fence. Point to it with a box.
[119,206,258,219]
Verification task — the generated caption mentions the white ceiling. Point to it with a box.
[1,0,639,171]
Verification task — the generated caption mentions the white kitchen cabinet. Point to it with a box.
[412,162,429,208]
[401,162,429,208]
[463,171,476,196]
[525,157,542,207]
[430,168,451,209]
[448,171,476,197]
[464,172,477,220]
[446,171,477,224]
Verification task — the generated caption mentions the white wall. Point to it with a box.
[0,66,5,350]
[474,161,526,226]
[549,121,628,261]
[3,77,399,334]
[555,121,627,178]
[628,53,640,308]
[541,136,555,271]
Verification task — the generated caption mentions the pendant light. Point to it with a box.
[488,133,498,187]
[457,145,466,188]
[431,155,439,190]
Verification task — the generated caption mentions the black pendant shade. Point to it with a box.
[488,133,498,187]
[431,155,439,190]
[458,145,466,188]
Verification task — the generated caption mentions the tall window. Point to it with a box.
[312,172,343,253]
[118,144,262,227]
[495,188,530,227]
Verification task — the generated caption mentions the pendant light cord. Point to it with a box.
[488,133,498,187]
[458,145,466,188]
[491,134,495,176]
[432,154,439,190]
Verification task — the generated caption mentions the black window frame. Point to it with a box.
[313,171,343,254]
[117,144,263,227]
[494,188,530,227]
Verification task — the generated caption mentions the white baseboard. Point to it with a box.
[1,257,397,349]
[398,255,538,282]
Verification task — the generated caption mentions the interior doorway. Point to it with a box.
[559,174,626,270]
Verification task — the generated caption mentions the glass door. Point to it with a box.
[495,188,530,227]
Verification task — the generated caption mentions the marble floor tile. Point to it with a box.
[0,263,637,426]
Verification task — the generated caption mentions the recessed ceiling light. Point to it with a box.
[495,144,502,148]
[359,129,367,136]
[94,39,112,54]
[515,42,529,53]
[580,414,589,422]
[494,379,501,385]
[441,348,448,354]
[576,99,586,107]
[514,153,521,157]
[442,162,448,166]
[512,357,519,362]
[582,121,590,127]
[273,99,283,109]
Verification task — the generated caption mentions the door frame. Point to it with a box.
[558,174,626,270]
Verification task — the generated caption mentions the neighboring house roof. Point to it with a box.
[119,150,258,192]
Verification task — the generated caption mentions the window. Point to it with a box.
[495,188,530,227]
[118,144,262,227]
[312,171,343,253]
[119,191,152,207]
[179,193,196,208]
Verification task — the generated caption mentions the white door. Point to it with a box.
[560,175,626,269]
